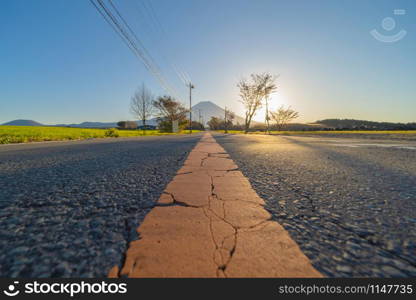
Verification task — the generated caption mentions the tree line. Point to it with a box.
[121,74,413,134]
[317,119,416,131]
[122,72,299,134]
[118,84,203,133]
[206,72,299,133]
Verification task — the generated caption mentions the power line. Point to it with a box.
[107,0,180,98]
[89,0,138,58]
[89,0,179,97]
[140,0,192,85]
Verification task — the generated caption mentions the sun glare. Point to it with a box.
[254,92,289,122]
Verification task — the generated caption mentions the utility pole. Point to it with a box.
[265,97,270,134]
[198,109,202,128]
[188,82,194,134]
[224,106,228,133]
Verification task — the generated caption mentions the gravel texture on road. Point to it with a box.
[215,133,416,277]
[0,135,201,277]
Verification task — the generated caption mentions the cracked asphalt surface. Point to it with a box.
[0,134,201,277]
[215,133,416,277]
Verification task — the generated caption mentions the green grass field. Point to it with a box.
[0,126,200,144]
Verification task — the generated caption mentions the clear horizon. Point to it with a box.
[2,99,416,126]
[1,0,415,125]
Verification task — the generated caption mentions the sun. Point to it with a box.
[254,92,289,122]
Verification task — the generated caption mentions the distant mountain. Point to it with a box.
[57,121,118,128]
[1,102,247,128]
[63,102,248,128]
[55,119,159,128]
[191,101,245,125]
[2,119,44,126]
[316,119,416,130]
[60,101,247,128]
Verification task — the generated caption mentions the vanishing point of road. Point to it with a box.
[0,133,415,277]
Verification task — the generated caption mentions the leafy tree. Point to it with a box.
[153,96,188,132]
[207,115,234,131]
[117,121,137,129]
[207,117,223,130]
[117,121,126,129]
[185,121,205,131]
[224,108,235,133]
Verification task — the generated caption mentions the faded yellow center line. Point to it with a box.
[108,132,322,278]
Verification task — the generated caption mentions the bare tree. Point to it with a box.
[238,73,276,133]
[259,74,278,134]
[271,106,299,130]
[130,84,154,134]
[238,78,261,133]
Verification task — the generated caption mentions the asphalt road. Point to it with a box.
[215,134,416,277]
[0,134,201,277]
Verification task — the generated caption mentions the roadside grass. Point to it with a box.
[217,130,416,141]
[220,130,416,135]
[0,126,201,144]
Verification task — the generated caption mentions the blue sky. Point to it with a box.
[0,0,415,124]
